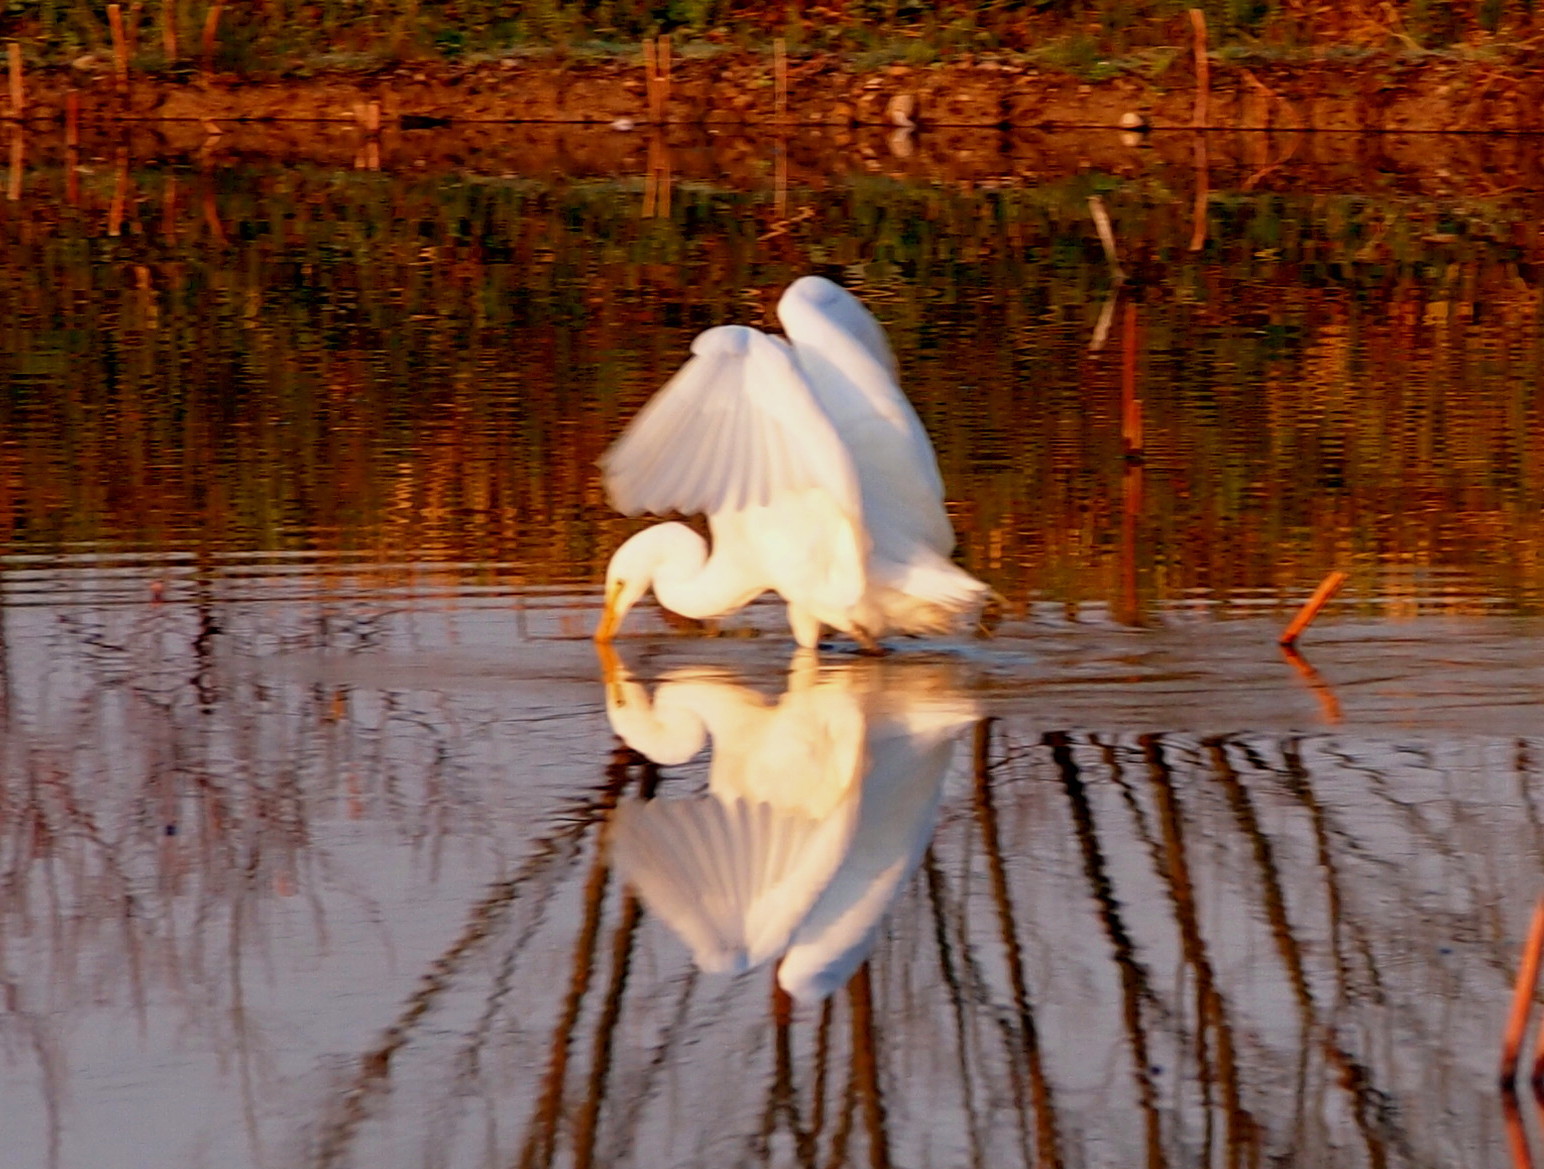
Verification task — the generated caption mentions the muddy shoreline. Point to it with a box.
[6,49,1544,135]
[15,122,1542,207]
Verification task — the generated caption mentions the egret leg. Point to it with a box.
[976,591,1005,638]
[787,605,823,650]
[787,647,820,691]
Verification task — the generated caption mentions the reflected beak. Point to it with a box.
[595,582,624,642]
[595,640,623,684]
[594,641,628,707]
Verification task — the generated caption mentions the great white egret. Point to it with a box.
[595,276,989,650]
[604,654,979,1003]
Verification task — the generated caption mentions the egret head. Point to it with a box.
[596,523,705,642]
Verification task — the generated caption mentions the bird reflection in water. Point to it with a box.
[600,649,980,1004]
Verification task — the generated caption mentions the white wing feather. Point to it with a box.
[600,325,861,524]
[776,278,955,559]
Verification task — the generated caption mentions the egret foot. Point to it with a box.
[854,627,887,656]
[975,591,1006,638]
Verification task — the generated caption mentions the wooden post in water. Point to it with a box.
[108,4,129,90]
[162,0,179,61]
[643,36,671,124]
[201,2,223,73]
[642,38,655,121]
[65,91,79,204]
[6,129,21,202]
[162,173,177,240]
[358,99,381,170]
[774,139,786,216]
[1186,12,1211,251]
[1190,134,1209,252]
[108,149,129,236]
[658,35,670,119]
[774,38,788,120]
[7,42,23,120]
[202,181,226,245]
[1120,301,1142,458]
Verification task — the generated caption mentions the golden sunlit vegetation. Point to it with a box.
[2,0,1542,74]
[0,152,1541,615]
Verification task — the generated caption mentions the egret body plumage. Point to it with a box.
[595,276,988,649]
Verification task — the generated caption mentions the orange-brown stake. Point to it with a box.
[1502,896,1544,1086]
[1279,570,1348,647]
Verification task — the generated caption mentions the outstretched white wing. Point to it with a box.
[776,278,955,559]
[600,324,861,524]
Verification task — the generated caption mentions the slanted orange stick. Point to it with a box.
[1502,896,1544,1086]
[1279,570,1347,647]
[1280,645,1342,725]
[1501,1090,1533,1169]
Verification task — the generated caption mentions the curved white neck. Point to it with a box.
[652,530,766,621]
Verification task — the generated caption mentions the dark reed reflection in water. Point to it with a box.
[1,126,1543,1168]
[0,580,1539,1168]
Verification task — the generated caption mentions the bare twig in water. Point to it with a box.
[1088,196,1124,352]
[1087,196,1122,279]
[1189,8,1209,129]
[774,38,788,119]
[1279,645,1342,725]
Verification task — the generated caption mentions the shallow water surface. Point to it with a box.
[1,127,1543,1168]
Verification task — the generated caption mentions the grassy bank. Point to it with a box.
[2,0,1540,78]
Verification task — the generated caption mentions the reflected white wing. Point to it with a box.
[777,701,979,1004]
[610,793,860,974]
[599,324,861,523]
[777,278,954,559]
[606,660,978,1000]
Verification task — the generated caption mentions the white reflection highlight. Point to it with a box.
[604,655,979,1003]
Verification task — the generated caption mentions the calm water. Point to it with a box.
[1,125,1543,1169]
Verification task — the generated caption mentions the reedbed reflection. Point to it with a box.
[602,652,979,1002]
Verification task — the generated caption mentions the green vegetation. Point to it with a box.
[2,0,1541,75]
